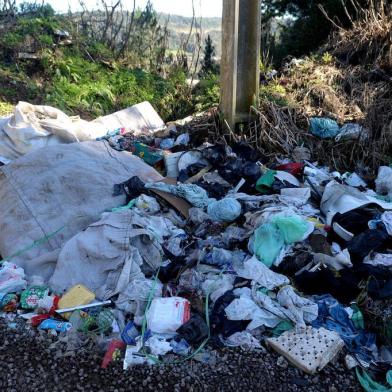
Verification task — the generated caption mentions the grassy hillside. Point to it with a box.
[0,7,220,121]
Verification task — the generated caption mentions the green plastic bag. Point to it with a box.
[356,368,392,392]
[351,304,365,329]
[271,320,294,337]
[256,170,276,193]
[272,215,309,244]
[250,214,310,267]
[251,223,284,267]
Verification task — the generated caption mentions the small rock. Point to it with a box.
[277,356,289,369]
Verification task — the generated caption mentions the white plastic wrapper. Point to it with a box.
[146,297,190,334]
[225,331,263,350]
[0,262,27,293]
[234,256,289,290]
[145,335,173,356]
[135,194,161,214]
[123,340,154,369]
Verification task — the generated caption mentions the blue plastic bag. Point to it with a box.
[309,117,340,139]
[207,198,241,222]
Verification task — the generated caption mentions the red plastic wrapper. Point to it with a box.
[101,339,126,369]
[276,163,304,176]
[31,314,50,327]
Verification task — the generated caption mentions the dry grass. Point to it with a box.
[240,1,392,173]
[329,1,392,72]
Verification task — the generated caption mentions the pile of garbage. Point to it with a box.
[1,100,392,390]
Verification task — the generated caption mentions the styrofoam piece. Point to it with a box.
[93,101,165,134]
[266,326,344,374]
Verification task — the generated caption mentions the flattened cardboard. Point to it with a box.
[151,177,191,219]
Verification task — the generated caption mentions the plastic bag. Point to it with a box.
[159,138,175,150]
[249,214,313,267]
[204,248,247,267]
[225,331,262,350]
[381,212,392,236]
[164,234,186,257]
[207,198,242,222]
[174,133,190,146]
[225,296,282,329]
[309,117,340,139]
[356,368,392,392]
[272,214,311,244]
[276,286,318,331]
[256,170,276,193]
[335,123,369,142]
[234,256,289,290]
[249,222,284,267]
[145,335,172,356]
[201,274,235,303]
[0,262,27,293]
[116,278,163,325]
[222,226,249,246]
[188,207,210,224]
[135,194,160,214]
[146,297,190,334]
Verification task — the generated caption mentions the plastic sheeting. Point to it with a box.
[0,102,102,163]
[225,286,318,331]
[0,141,162,280]
[234,256,289,290]
[321,181,392,225]
[0,101,165,164]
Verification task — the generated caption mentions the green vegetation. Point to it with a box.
[199,35,219,78]
[0,1,219,121]
[0,102,13,116]
[194,74,220,112]
[259,81,289,107]
[40,51,193,120]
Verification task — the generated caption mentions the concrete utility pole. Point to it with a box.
[220,0,261,130]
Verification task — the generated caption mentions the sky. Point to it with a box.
[20,0,223,17]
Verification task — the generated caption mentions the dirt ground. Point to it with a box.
[0,320,361,392]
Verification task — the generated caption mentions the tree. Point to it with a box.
[18,2,55,17]
[199,34,218,77]
[261,0,370,65]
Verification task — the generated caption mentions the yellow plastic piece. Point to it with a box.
[307,217,325,230]
[58,284,95,320]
